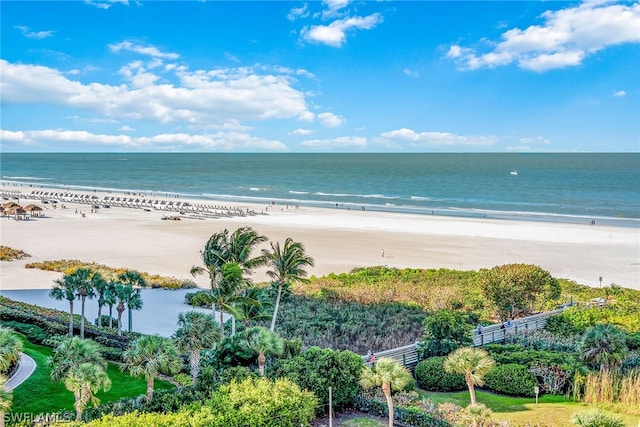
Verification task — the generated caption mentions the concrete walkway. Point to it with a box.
[5,353,36,391]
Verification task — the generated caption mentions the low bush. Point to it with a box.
[570,409,625,427]
[484,363,538,397]
[0,246,30,261]
[353,393,449,427]
[414,357,466,392]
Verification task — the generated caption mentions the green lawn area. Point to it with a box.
[419,389,640,427]
[10,335,175,416]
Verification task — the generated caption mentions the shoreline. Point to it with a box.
[2,180,638,229]
[1,183,639,292]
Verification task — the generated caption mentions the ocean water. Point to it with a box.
[1,153,639,226]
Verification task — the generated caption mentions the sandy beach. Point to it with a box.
[1,186,639,294]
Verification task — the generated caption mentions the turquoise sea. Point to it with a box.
[1,153,639,227]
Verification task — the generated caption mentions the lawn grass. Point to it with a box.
[419,389,640,427]
[10,335,175,416]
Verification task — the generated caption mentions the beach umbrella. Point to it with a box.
[23,204,44,217]
[7,206,28,220]
[2,201,21,210]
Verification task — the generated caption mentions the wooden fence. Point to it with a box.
[361,302,607,369]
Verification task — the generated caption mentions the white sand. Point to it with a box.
[1,187,639,292]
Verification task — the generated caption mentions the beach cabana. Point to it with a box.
[7,206,29,220]
[24,204,44,218]
[2,201,21,210]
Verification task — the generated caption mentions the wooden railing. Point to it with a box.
[362,302,607,369]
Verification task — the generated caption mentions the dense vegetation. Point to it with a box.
[5,231,640,426]
[25,259,195,289]
[0,246,30,261]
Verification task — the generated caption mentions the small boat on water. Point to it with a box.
[510,171,518,176]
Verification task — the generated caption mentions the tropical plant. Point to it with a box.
[464,403,493,427]
[102,280,118,329]
[92,274,109,327]
[243,326,284,376]
[0,375,12,427]
[47,337,107,383]
[414,356,466,392]
[419,309,473,357]
[64,362,112,421]
[122,335,182,401]
[190,227,268,337]
[580,324,629,372]
[359,357,414,427]
[571,409,625,427]
[68,267,100,339]
[50,274,77,337]
[262,238,314,332]
[175,311,221,386]
[0,327,23,375]
[117,270,147,289]
[482,264,561,320]
[236,287,273,328]
[214,262,250,337]
[114,283,143,334]
[443,347,495,406]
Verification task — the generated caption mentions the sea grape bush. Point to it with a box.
[414,357,466,392]
[484,363,538,397]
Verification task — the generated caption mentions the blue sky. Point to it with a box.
[1,0,639,153]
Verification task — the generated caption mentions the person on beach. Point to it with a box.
[381,248,385,257]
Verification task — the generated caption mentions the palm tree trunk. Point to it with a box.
[258,352,266,377]
[231,303,236,336]
[97,303,102,326]
[220,310,225,338]
[80,295,86,339]
[68,300,74,337]
[128,307,133,332]
[108,305,113,328]
[74,391,82,421]
[466,373,477,405]
[191,350,200,387]
[117,302,124,336]
[270,283,283,332]
[146,377,154,401]
[382,383,394,427]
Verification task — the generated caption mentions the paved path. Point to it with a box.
[5,353,36,391]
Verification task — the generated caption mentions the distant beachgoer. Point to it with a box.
[381,249,385,257]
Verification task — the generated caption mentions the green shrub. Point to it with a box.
[570,409,625,427]
[414,357,466,392]
[219,366,256,384]
[276,346,363,411]
[484,363,538,397]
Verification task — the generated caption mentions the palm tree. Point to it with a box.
[580,324,629,372]
[263,238,314,332]
[175,311,221,387]
[117,270,147,289]
[47,337,107,383]
[190,227,268,337]
[0,327,23,375]
[0,375,12,427]
[92,274,108,326]
[359,357,414,427]
[64,362,111,421]
[103,280,118,329]
[236,287,273,328]
[122,335,182,401]
[444,347,495,407]
[243,326,284,377]
[115,283,143,335]
[50,275,77,337]
[70,268,98,339]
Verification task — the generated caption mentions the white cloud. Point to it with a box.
[119,125,135,132]
[109,41,180,60]
[321,0,350,19]
[289,128,313,136]
[15,26,53,39]
[84,0,129,10]
[317,112,345,128]
[448,1,640,71]
[0,59,312,127]
[301,13,382,47]
[380,128,497,147]
[300,136,366,149]
[613,90,627,97]
[0,128,288,152]
[520,136,551,145]
[403,68,419,77]
[288,3,309,21]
